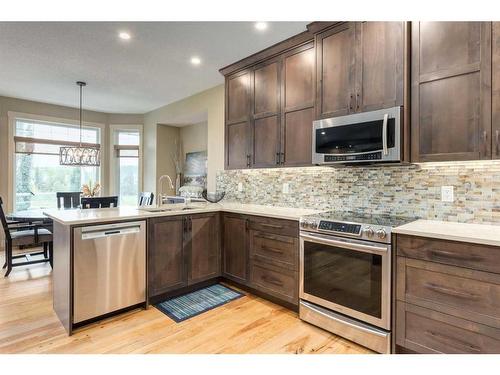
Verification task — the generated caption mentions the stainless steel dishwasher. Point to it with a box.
[73,221,146,324]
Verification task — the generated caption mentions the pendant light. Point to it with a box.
[59,81,101,166]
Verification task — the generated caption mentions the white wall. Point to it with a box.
[143,85,224,195]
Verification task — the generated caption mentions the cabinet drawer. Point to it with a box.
[396,302,500,354]
[248,216,298,237]
[397,257,500,328]
[396,234,500,274]
[250,260,298,304]
[250,231,298,270]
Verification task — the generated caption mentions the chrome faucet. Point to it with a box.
[157,174,174,206]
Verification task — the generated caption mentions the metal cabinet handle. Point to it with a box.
[424,283,480,300]
[276,152,280,165]
[260,245,284,255]
[425,330,481,353]
[260,223,283,229]
[429,249,483,262]
[246,154,251,167]
[482,130,488,154]
[349,94,354,111]
[382,114,389,156]
[280,152,285,165]
[262,275,284,287]
[496,130,499,156]
[356,93,360,111]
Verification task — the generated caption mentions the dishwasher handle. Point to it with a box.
[81,225,141,240]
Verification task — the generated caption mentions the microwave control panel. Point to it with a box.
[324,152,382,162]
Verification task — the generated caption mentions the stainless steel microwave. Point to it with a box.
[312,106,402,165]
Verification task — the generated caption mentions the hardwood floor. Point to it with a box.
[0,251,372,354]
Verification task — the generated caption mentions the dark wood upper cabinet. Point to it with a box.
[253,116,280,167]
[316,23,356,118]
[493,22,500,160]
[411,22,492,162]
[188,213,220,285]
[254,61,280,117]
[355,22,404,112]
[281,44,315,166]
[227,71,251,123]
[252,60,281,167]
[226,70,252,169]
[222,215,248,283]
[148,216,187,297]
[316,22,404,119]
[283,46,315,111]
[226,121,251,169]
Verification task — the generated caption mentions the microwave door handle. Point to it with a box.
[382,113,389,156]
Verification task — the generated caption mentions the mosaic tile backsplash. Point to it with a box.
[216,161,500,223]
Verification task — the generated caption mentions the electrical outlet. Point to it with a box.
[282,183,290,194]
[441,186,454,202]
[237,182,243,192]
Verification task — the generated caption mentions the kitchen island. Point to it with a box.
[45,202,320,334]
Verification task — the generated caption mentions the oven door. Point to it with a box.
[312,106,401,165]
[300,231,391,330]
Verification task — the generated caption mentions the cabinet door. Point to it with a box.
[225,70,252,169]
[187,213,220,285]
[222,215,248,283]
[148,216,186,297]
[252,60,281,167]
[282,43,315,166]
[493,22,500,159]
[226,121,251,169]
[411,22,492,162]
[355,22,404,112]
[316,22,356,119]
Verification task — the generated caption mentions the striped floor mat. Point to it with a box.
[155,284,244,323]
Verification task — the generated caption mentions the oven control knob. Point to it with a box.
[308,220,318,229]
[376,229,387,239]
[363,227,374,237]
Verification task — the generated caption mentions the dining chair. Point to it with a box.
[0,197,53,277]
[56,191,81,209]
[138,192,154,206]
[81,196,119,209]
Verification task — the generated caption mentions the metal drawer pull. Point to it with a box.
[496,130,499,155]
[256,233,292,243]
[424,283,480,300]
[425,330,481,353]
[259,223,283,229]
[429,249,483,262]
[262,275,284,287]
[261,245,284,255]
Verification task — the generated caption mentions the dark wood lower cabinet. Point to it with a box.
[148,212,300,309]
[148,216,187,297]
[222,214,248,283]
[187,213,220,285]
[148,213,220,300]
[395,233,500,353]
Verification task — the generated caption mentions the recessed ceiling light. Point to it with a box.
[255,22,268,31]
[118,31,131,40]
[190,56,201,66]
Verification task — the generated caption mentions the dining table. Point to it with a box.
[6,209,53,224]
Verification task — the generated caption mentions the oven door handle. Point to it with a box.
[300,232,389,254]
[382,113,389,156]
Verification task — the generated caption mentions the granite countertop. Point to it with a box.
[44,202,322,225]
[393,219,500,247]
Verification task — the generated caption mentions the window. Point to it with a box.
[13,118,101,210]
[111,127,142,206]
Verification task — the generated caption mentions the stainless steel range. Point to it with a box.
[299,211,414,354]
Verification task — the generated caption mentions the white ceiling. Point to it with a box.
[0,22,309,114]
